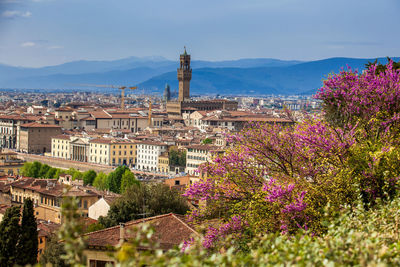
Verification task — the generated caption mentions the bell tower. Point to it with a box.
[177,47,192,102]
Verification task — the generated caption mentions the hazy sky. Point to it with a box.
[0,0,399,67]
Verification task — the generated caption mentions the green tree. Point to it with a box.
[0,206,21,266]
[39,235,67,267]
[30,161,43,178]
[169,149,186,167]
[93,172,108,190]
[120,170,139,193]
[202,138,213,144]
[85,222,105,233]
[21,161,43,177]
[107,166,130,193]
[45,167,58,179]
[16,198,38,266]
[98,183,189,227]
[39,163,51,178]
[83,170,97,185]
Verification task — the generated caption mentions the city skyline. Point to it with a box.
[0,0,399,67]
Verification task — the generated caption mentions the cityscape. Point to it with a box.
[0,0,399,266]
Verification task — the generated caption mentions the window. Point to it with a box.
[84,200,88,209]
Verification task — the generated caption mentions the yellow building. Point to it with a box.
[10,178,101,223]
[158,153,169,173]
[0,151,25,176]
[110,139,136,167]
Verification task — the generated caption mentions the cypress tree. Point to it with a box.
[0,206,21,266]
[17,198,38,266]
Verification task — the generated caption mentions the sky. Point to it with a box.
[0,0,399,67]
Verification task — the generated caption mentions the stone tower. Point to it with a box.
[177,47,192,101]
[163,83,171,101]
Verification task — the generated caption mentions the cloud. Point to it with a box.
[48,45,64,50]
[21,42,36,47]
[2,10,32,18]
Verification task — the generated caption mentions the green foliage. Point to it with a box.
[21,161,92,182]
[365,57,400,74]
[202,138,213,144]
[93,172,108,190]
[16,198,38,266]
[107,166,130,193]
[22,161,42,177]
[45,167,58,179]
[39,234,67,267]
[169,149,186,167]
[98,183,189,228]
[85,222,105,233]
[120,170,139,193]
[58,190,86,266]
[0,206,21,266]
[66,168,84,181]
[83,170,97,185]
[38,163,51,178]
[112,197,400,266]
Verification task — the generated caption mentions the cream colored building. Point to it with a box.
[185,145,224,176]
[88,195,119,220]
[89,138,111,165]
[51,135,71,159]
[136,141,168,172]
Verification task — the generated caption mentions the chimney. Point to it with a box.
[119,223,125,245]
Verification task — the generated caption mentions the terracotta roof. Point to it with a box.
[90,138,135,144]
[84,213,198,250]
[37,220,61,238]
[0,115,38,121]
[10,178,101,198]
[20,122,61,128]
[52,135,70,140]
[89,110,112,119]
[136,140,167,146]
[81,116,95,121]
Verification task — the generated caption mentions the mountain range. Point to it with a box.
[0,56,397,95]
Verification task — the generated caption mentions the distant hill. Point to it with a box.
[139,57,399,95]
[0,56,397,95]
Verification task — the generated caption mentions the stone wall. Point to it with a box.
[16,153,114,174]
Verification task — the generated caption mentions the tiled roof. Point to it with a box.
[10,178,101,198]
[136,140,167,146]
[84,213,198,250]
[52,135,71,140]
[20,122,61,128]
[37,220,61,238]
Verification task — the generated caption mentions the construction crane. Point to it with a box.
[75,84,138,110]
[148,99,152,126]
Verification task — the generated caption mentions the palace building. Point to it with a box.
[166,48,238,119]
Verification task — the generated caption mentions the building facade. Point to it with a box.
[18,123,62,154]
[136,141,168,172]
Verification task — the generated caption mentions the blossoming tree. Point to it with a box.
[184,61,400,250]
